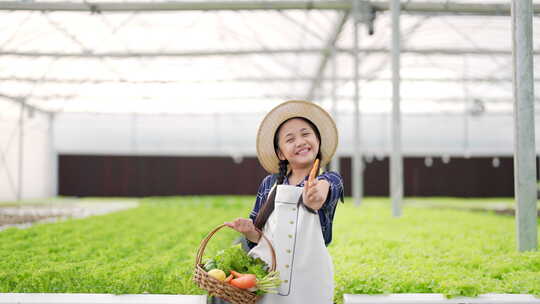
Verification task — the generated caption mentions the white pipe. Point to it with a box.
[49,114,58,197]
[390,0,403,217]
[511,0,538,252]
[4,48,538,58]
[17,99,24,201]
[352,0,364,206]
[330,47,341,174]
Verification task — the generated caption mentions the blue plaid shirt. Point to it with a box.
[247,171,344,249]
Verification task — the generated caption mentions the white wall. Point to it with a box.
[337,113,522,156]
[54,111,540,158]
[1,108,537,202]
[0,101,54,201]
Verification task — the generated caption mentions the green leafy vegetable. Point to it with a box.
[209,244,277,296]
[203,258,217,271]
[213,244,268,279]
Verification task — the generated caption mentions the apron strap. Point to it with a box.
[298,194,317,214]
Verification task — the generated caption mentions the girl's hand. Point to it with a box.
[303,178,330,211]
[224,218,255,234]
[224,218,261,243]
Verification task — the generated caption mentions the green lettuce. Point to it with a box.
[213,244,269,279]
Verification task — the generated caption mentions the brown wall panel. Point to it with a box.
[340,156,517,197]
[60,155,533,197]
[59,155,269,197]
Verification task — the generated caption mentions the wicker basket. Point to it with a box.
[193,224,276,304]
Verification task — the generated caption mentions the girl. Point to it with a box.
[225,100,344,304]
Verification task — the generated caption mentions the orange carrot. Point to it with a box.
[308,158,320,184]
[230,270,244,278]
[224,274,234,283]
[230,274,257,289]
[230,270,256,278]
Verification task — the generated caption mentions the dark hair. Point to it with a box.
[254,117,322,230]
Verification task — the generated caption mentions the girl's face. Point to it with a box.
[276,118,320,168]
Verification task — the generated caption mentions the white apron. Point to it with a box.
[248,185,334,304]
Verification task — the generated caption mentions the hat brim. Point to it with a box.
[256,100,338,174]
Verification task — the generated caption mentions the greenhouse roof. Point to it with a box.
[1,0,539,115]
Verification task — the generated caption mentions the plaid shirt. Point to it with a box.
[247,171,344,249]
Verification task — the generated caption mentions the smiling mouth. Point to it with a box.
[295,147,310,155]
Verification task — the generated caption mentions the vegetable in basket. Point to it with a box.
[207,269,226,281]
[213,244,267,278]
[203,244,282,295]
[229,271,257,289]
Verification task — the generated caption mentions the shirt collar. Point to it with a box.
[283,174,309,187]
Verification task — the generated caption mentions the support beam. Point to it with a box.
[5,76,540,84]
[390,0,403,218]
[511,0,537,252]
[352,0,363,206]
[330,47,340,174]
[462,57,473,157]
[3,48,538,58]
[16,97,24,201]
[0,1,539,16]
[48,114,58,197]
[306,11,349,101]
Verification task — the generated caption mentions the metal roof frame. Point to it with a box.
[1,0,539,114]
[0,1,539,16]
[3,47,537,58]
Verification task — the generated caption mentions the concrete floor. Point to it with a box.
[0,201,138,231]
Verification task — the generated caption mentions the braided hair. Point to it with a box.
[253,159,288,230]
[276,159,289,184]
[254,117,322,230]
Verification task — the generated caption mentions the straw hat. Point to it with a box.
[256,100,339,174]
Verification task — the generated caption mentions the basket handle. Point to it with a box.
[195,224,276,272]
